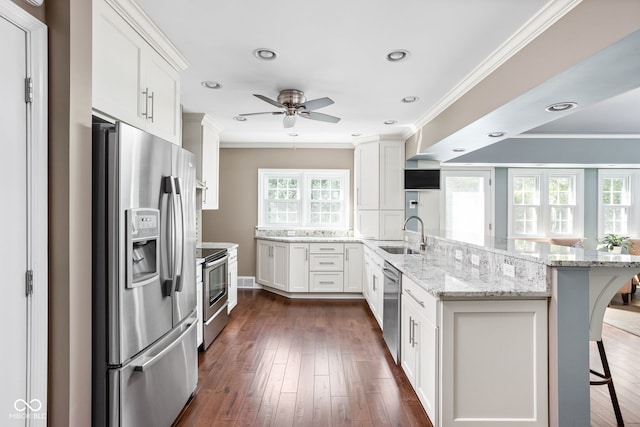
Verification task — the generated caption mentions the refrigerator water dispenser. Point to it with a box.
[126,208,160,288]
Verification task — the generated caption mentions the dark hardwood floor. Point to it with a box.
[175,289,640,427]
[174,289,432,427]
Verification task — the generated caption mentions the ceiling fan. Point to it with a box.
[239,89,341,128]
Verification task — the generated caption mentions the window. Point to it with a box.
[258,169,350,229]
[598,170,635,236]
[508,169,583,237]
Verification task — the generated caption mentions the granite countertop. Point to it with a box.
[254,235,360,243]
[362,240,551,300]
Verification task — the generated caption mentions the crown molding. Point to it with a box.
[413,0,582,131]
[513,133,640,139]
[183,112,224,134]
[219,141,354,149]
[105,0,189,71]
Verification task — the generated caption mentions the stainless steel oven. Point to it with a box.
[200,248,229,350]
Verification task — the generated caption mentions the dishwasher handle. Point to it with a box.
[383,267,400,283]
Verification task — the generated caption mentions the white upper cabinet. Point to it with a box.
[93,0,187,145]
[354,139,405,239]
[182,113,222,210]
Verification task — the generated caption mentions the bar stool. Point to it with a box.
[589,269,631,426]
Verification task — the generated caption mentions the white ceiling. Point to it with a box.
[134,0,553,146]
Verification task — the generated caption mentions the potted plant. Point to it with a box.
[599,234,632,253]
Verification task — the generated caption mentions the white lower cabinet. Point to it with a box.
[196,262,203,347]
[344,243,363,292]
[401,275,548,427]
[256,240,288,291]
[227,247,238,312]
[288,243,309,292]
[401,276,438,422]
[363,246,383,328]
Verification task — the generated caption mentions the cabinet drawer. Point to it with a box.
[310,254,344,271]
[310,272,344,292]
[309,243,344,254]
[402,276,438,324]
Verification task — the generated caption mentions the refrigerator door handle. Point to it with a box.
[174,176,185,293]
[163,176,179,296]
[132,320,197,372]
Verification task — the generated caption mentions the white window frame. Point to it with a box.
[508,169,584,238]
[598,169,637,237]
[258,168,350,229]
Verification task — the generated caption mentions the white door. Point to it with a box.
[441,170,493,245]
[0,14,28,425]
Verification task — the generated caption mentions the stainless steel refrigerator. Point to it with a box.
[92,119,198,427]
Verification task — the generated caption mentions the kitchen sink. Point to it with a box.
[379,246,419,255]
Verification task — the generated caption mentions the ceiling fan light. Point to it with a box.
[401,96,419,103]
[384,120,397,125]
[253,48,277,60]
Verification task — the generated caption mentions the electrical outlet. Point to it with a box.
[471,254,480,266]
[455,250,462,261]
[502,263,515,278]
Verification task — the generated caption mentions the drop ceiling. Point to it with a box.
[134,0,555,146]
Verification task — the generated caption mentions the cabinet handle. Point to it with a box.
[319,262,334,265]
[409,316,413,347]
[405,289,425,307]
[319,281,334,285]
[142,88,150,118]
[305,248,308,261]
[412,319,418,348]
[319,248,335,251]
[346,248,349,261]
[148,90,155,122]
[269,246,273,257]
[202,180,208,204]
[373,277,376,292]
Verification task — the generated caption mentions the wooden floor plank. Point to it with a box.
[313,375,332,427]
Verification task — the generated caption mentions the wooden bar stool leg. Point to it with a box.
[590,339,624,426]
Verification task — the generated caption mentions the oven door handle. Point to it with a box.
[205,254,229,270]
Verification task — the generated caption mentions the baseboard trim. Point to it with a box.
[257,285,365,300]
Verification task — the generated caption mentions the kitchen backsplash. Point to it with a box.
[255,228,354,238]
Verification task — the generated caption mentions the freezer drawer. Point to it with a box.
[109,315,198,427]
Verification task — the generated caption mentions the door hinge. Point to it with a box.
[25,77,33,104]
[26,270,34,296]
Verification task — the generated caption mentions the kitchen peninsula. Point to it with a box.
[256,230,640,427]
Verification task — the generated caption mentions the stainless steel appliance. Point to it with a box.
[92,119,198,427]
[198,247,229,350]
[383,261,402,363]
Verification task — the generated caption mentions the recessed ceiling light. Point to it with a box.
[253,48,277,60]
[452,148,466,153]
[201,81,222,89]
[384,120,397,125]
[233,116,247,121]
[401,96,419,103]
[351,133,362,137]
[386,50,409,62]
[488,131,506,138]
[545,102,578,112]
[288,133,298,137]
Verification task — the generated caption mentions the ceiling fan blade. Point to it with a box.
[239,111,284,116]
[302,97,334,111]
[283,115,296,128]
[254,94,285,108]
[299,111,341,123]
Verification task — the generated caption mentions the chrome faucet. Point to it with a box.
[403,215,426,251]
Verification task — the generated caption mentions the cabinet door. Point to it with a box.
[271,242,289,290]
[372,266,384,328]
[256,240,272,286]
[401,299,418,386]
[415,311,438,422]
[143,47,181,144]
[344,244,363,293]
[92,0,145,129]
[201,123,219,210]
[355,209,379,239]
[379,141,405,209]
[355,143,379,209]
[228,252,238,312]
[379,210,405,240]
[288,244,309,292]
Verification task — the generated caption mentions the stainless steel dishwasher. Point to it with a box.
[383,261,401,364]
